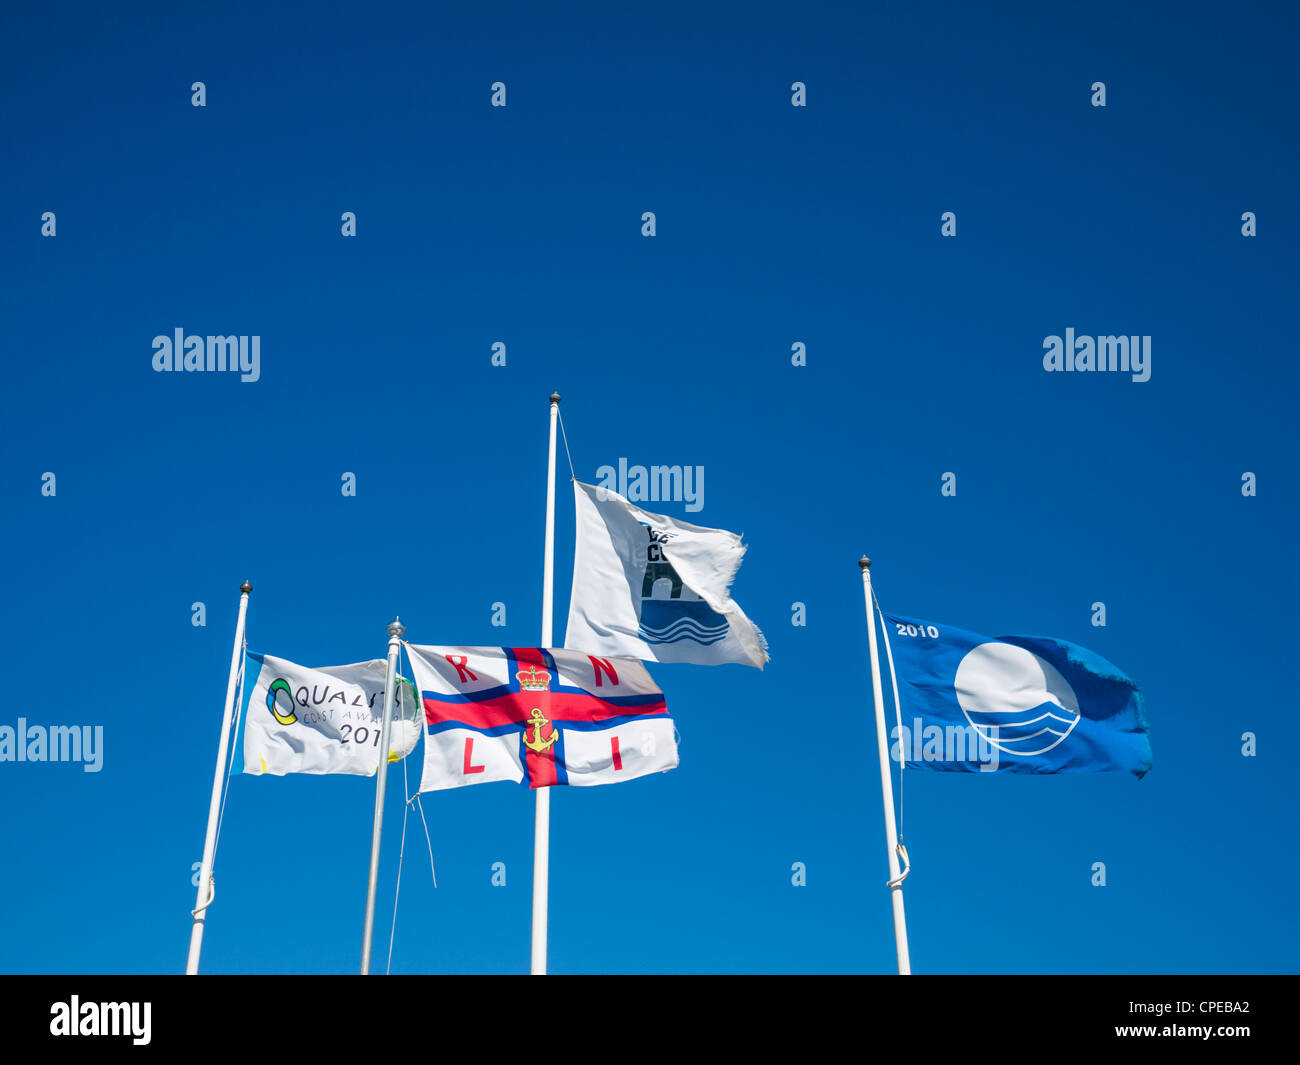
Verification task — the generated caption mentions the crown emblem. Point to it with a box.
[516,665,551,692]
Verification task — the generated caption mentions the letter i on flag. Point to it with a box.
[405,645,678,790]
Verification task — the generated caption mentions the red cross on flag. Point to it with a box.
[405,644,678,791]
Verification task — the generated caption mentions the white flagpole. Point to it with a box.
[859,556,911,975]
[361,616,405,975]
[186,579,251,975]
[531,391,560,975]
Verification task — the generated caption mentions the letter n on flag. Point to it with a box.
[404,645,678,791]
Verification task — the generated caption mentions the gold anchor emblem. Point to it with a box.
[523,707,557,754]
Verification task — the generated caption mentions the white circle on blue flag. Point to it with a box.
[954,642,1081,756]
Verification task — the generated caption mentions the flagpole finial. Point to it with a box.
[387,617,405,637]
[240,579,252,594]
[549,392,561,405]
[858,555,871,570]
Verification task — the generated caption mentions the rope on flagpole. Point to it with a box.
[888,843,910,889]
[414,794,437,889]
[385,645,439,974]
[872,588,909,883]
[385,751,412,975]
[212,639,247,862]
[193,638,247,917]
[557,405,576,480]
[399,643,438,892]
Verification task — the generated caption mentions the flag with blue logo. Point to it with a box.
[881,613,1151,777]
[564,481,768,668]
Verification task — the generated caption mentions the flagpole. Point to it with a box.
[186,579,251,975]
[360,616,405,975]
[859,556,911,975]
[532,391,560,975]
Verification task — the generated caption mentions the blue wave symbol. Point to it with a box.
[640,599,728,645]
[640,620,729,645]
[964,701,1080,755]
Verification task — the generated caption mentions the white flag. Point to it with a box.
[564,481,768,668]
[237,653,422,776]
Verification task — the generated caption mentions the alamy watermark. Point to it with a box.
[50,997,150,1045]
[152,328,260,382]
[1043,329,1150,382]
[0,719,103,772]
[890,720,1000,771]
[594,460,704,512]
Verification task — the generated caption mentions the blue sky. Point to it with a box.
[1,0,1296,974]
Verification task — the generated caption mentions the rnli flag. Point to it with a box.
[405,644,678,791]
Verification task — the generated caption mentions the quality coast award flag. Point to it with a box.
[882,614,1152,777]
[564,480,768,668]
[235,653,422,776]
[405,644,677,791]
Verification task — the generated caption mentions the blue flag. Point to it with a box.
[881,613,1152,778]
